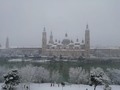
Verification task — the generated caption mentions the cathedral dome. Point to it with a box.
[57,40,62,46]
[54,39,58,45]
[62,33,70,45]
[69,40,74,46]
[51,44,57,49]
[75,38,80,45]
[48,42,53,45]
[62,39,70,45]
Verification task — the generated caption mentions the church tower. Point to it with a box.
[85,24,90,58]
[6,37,9,49]
[49,32,54,44]
[42,27,47,55]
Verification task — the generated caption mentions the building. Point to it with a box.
[90,47,120,59]
[0,48,41,58]
[6,37,9,49]
[42,25,90,58]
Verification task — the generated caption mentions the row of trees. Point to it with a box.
[0,65,120,84]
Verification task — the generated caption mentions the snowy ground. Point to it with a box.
[0,83,120,90]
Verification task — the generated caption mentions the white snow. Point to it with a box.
[0,83,120,90]
[31,60,50,63]
[8,59,32,62]
[8,59,50,63]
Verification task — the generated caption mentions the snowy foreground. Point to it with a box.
[0,83,120,90]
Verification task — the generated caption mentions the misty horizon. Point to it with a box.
[0,0,120,48]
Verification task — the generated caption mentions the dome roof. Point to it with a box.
[69,43,74,46]
[81,40,85,45]
[62,33,70,45]
[62,39,70,45]
[69,40,74,46]
[74,38,80,45]
[51,44,57,49]
[74,44,80,47]
[47,43,53,46]
[54,39,58,45]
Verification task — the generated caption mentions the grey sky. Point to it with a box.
[0,0,120,48]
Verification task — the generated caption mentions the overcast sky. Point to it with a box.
[0,0,120,48]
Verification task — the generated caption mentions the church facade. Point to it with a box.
[42,25,90,58]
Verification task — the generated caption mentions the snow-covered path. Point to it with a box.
[30,83,120,90]
[0,83,120,90]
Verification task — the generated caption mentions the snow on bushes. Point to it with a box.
[107,68,120,85]
[19,65,50,83]
[90,67,110,83]
[69,67,89,84]
[0,66,9,82]
[89,67,110,90]
[51,71,60,83]
[33,66,50,83]
[0,65,120,85]
[19,65,36,83]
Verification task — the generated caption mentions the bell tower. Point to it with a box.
[85,24,90,58]
[6,37,9,49]
[42,27,47,55]
[49,31,54,44]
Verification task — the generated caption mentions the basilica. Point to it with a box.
[42,25,90,58]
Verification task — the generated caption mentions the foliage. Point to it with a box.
[69,67,89,84]
[107,68,120,85]
[2,69,20,89]
[89,67,110,90]
[19,65,50,83]
[0,62,120,85]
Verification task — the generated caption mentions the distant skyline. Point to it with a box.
[0,0,120,48]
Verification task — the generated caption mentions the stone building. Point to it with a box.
[42,25,90,58]
[6,37,9,49]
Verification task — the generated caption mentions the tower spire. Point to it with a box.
[49,31,54,44]
[42,27,47,55]
[85,24,90,58]
[6,37,9,49]
[86,24,89,30]
[65,33,68,37]
[43,27,46,31]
